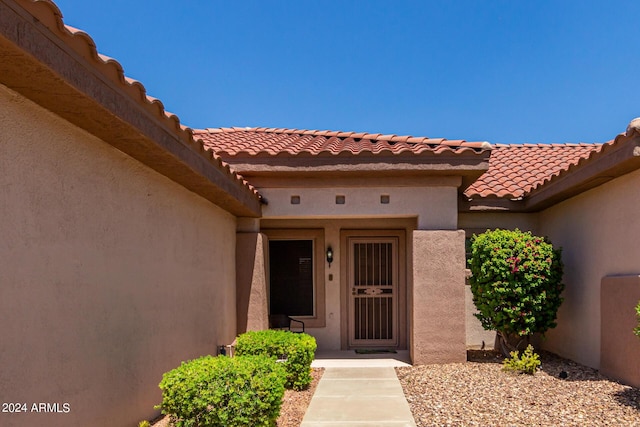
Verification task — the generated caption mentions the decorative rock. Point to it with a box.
[397,351,640,426]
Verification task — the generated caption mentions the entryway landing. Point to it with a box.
[311,349,411,368]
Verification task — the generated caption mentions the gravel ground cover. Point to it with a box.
[396,350,640,427]
[276,368,323,427]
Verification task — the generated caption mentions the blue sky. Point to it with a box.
[53,1,639,144]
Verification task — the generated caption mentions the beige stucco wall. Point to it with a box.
[260,185,458,229]
[539,168,640,369]
[318,221,350,350]
[458,212,540,234]
[411,230,467,364]
[236,232,269,334]
[600,275,640,387]
[0,84,237,426]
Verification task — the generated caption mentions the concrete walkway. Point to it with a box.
[311,350,412,368]
[300,365,417,427]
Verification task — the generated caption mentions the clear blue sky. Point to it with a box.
[53,0,639,144]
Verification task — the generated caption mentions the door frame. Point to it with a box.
[340,229,407,350]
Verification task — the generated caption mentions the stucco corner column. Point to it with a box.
[600,275,640,388]
[411,229,466,365]
[236,220,269,334]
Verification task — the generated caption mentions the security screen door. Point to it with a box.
[348,237,398,347]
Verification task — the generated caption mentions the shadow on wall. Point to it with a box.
[600,275,640,389]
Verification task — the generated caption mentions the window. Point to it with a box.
[263,229,326,327]
[269,240,314,316]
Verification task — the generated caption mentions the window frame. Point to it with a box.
[263,229,326,328]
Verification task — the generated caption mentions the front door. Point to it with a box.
[348,237,399,347]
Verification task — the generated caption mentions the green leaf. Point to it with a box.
[469,229,564,341]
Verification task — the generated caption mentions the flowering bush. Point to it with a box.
[469,229,564,353]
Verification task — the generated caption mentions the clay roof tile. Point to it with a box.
[193,127,491,158]
[465,143,603,199]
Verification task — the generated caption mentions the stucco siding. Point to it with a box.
[260,186,458,229]
[0,84,237,426]
[539,168,640,369]
[458,212,540,234]
[411,230,467,364]
[236,232,270,333]
[600,275,640,387]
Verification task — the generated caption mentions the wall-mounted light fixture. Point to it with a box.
[326,246,333,267]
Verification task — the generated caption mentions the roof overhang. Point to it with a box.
[218,153,491,192]
[0,0,261,217]
[462,132,640,213]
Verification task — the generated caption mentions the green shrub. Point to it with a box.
[156,355,286,427]
[635,301,640,338]
[235,330,317,390]
[502,344,541,375]
[469,229,564,353]
[138,421,150,427]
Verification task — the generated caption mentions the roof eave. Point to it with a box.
[1,0,261,217]
[459,196,528,213]
[218,153,490,188]
[522,133,640,212]
[462,132,640,213]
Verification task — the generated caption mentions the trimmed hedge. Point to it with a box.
[157,355,286,427]
[235,330,317,391]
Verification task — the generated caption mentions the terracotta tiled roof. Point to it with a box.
[14,0,258,199]
[193,127,492,157]
[465,143,607,199]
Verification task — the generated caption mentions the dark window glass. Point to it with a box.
[269,240,314,316]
